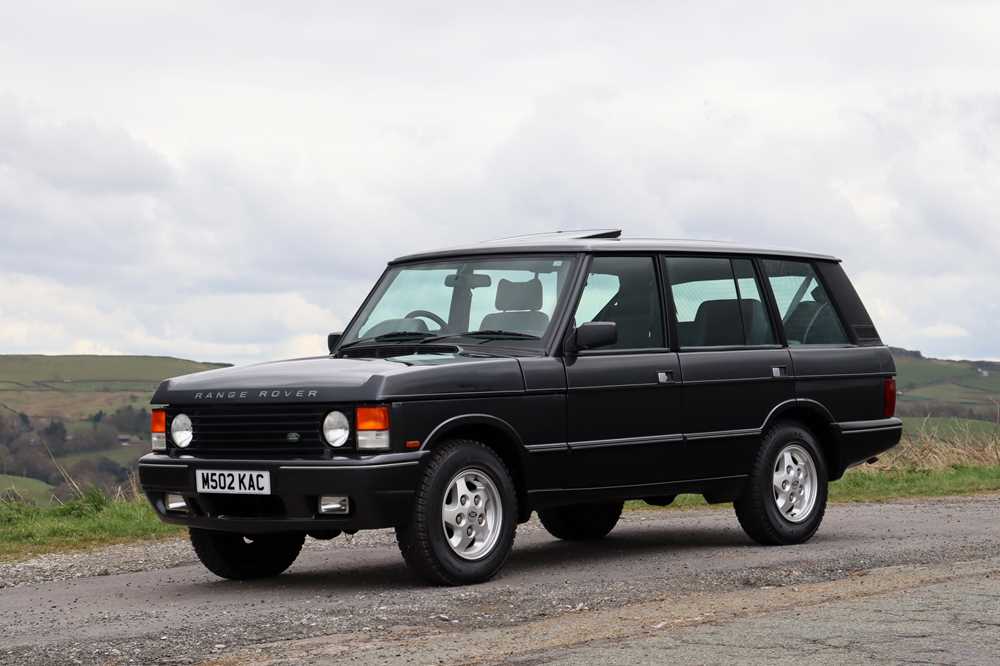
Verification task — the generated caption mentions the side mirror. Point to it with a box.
[327,332,342,354]
[572,321,617,352]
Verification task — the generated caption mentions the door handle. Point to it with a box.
[657,371,675,383]
[771,366,787,378]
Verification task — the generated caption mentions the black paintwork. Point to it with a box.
[140,235,901,533]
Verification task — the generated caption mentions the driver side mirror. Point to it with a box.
[327,332,342,354]
[568,321,617,353]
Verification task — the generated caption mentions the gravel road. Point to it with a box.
[2,495,999,665]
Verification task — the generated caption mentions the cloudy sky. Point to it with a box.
[1,1,998,364]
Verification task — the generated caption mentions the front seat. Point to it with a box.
[479,278,549,335]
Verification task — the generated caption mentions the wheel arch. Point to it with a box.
[762,399,845,480]
[423,414,532,522]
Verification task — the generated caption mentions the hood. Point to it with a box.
[151,352,525,405]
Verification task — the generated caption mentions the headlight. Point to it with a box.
[171,413,193,448]
[323,411,350,447]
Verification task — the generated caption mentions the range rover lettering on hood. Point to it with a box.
[194,389,320,400]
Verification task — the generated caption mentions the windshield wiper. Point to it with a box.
[337,331,436,351]
[423,329,541,342]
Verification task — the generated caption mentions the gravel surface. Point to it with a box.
[1,496,999,665]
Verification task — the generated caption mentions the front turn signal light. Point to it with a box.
[356,406,390,431]
[151,409,167,451]
[356,405,390,450]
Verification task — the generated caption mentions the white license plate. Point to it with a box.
[196,469,271,495]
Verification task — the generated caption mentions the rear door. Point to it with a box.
[563,255,684,488]
[664,255,794,478]
[759,258,889,423]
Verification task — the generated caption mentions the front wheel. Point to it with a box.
[189,529,305,580]
[734,422,828,545]
[396,439,517,585]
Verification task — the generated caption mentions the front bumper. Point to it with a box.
[138,451,426,533]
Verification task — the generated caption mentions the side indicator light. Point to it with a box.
[405,440,421,449]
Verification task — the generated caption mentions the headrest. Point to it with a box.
[694,299,741,323]
[495,278,543,311]
[810,286,828,304]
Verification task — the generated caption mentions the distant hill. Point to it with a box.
[0,355,229,420]
[891,348,1000,420]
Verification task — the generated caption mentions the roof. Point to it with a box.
[390,229,841,264]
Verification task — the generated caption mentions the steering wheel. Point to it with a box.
[405,310,447,329]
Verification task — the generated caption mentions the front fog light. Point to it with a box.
[323,411,350,447]
[319,495,350,514]
[165,494,188,513]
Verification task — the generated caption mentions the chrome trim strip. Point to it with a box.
[839,425,904,435]
[568,434,683,450]
[568,382,662,391]
[525,442,570,452]
[137,463,188,469]
[685,428,759,441]
[528,473,748,495]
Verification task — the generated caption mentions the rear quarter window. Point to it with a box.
[761,259,850,346]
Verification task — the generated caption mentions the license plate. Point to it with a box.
[196,469,271,495]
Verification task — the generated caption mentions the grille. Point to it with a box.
[168,404,334,458]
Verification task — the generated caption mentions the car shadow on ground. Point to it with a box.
[169,522,844,596]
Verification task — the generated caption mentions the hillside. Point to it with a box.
[891,348,1000,419]
[0,355,229,420]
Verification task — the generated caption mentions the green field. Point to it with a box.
[0,474,54,504]
[0,355,228,386]
[892,352,1000,413]
[0,354,228,419]
[57,445,147,468]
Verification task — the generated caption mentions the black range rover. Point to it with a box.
[140,229,901,585]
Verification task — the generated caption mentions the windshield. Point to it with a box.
[341,255,577,346]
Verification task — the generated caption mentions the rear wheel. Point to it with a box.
[396,439,518,585]
[189,529,305,580]
[734,422,828,545]
[538,501,623,541]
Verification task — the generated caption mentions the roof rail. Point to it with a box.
[482,228,622,243]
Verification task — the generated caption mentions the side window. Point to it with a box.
[664,256,776,348]
[573,256,664,349]
[761,259,850,345]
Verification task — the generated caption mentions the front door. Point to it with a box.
[664,255,794,478]
[564,255,684,488]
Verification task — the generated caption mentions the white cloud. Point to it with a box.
[0,2,999,363]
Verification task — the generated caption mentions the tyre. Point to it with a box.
[538,501,623,541]
[189,529,305,580]
[395,439,518,585]
[734,422,828,546]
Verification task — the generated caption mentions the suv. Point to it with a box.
[140,230,901,585]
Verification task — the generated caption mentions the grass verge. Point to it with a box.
[0,489,181,562]
[4,465,1000,563]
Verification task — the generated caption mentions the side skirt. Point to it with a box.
[527,474,748,509]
